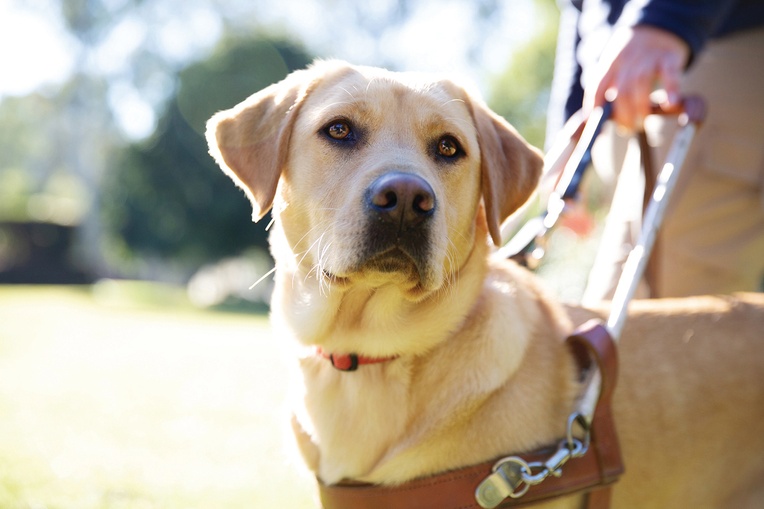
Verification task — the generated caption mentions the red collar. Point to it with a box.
[317,349,399,372]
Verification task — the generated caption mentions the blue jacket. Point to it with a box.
[590,0,764,59]
[549,0,764,139]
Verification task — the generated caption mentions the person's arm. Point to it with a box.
[633,0,737,60]
[585,1,733,129]
[585,25,689,129]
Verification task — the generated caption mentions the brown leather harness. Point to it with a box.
[317,320,623,509]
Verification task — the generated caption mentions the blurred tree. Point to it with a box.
[487,0,559,149]
[0,95,54,218]
[101,36,313,270]
[2,0,536,283]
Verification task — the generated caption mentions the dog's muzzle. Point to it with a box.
[360,172,436,279]
[366,172,435,227]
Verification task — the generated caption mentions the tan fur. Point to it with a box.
[207,60,764,508]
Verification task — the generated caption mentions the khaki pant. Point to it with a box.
[583,28,764,303]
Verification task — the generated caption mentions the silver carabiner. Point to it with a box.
[475,456,531,508]
[566,411,591,456]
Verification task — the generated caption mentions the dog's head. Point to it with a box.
[207,60,542,298]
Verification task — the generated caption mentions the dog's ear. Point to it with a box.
[469,100,544,246]
[205,65,321,221]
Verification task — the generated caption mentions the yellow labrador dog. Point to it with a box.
[207,60,764,508]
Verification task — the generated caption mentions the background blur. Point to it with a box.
[0,0,562,302]
[0,1,596,507]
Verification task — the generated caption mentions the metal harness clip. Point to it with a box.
[474,413,591,508]
[475,456,531,508]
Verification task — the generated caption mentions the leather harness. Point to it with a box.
[317,320,623,509]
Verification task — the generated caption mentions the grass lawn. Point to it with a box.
[0,283,317,509]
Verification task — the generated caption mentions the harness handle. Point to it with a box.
[497,96,705,273]
[575,96,705,433]
[606,96,705,339]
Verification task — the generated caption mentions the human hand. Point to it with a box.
[584,25,690,130]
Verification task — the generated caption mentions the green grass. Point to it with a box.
[0,284,317,509]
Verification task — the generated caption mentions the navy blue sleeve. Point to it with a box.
[630,0,737,60]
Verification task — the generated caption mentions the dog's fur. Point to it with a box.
[207,60,764,508]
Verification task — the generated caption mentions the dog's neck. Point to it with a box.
[270,221,491,360]
[268,227,487,476]
[315,348,399,371]
[270,226,578,486]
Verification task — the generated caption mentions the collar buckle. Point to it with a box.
[329,353,359,371]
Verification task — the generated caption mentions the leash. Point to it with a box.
[569,98,706,450]
[570,98,705,424]
[496,102,612,265]
[605,97,705,338]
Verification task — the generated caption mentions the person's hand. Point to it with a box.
[584,25,690,130]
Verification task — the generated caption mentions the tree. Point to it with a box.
[101,36,314,271]
[487,0,559,150]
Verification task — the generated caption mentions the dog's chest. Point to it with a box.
[299,361,412,484]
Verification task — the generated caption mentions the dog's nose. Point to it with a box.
[366,172,436,227]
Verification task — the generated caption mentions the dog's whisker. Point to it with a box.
[310,234,325,288]
[448,226,470,243]
[292,230,328,288]
[441,115,472,127]
[444,253,459,299]
[293,225,330,268]
[290,220,334,290]
[300,231,333,290]
[364,77,380,95]
[339,87,356,100]
[291,222,327,251]
[316,238,335,296]
[249,266,277,290]
[441,116,474,131]
[316,100,354,115]
[441,230,465,298]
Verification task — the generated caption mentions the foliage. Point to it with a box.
[101,37,313,268]
[2,0,557,281]
[487,0,559,150]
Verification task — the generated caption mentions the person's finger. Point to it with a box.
[658,52,685,107]
[584,66,615,116]
[614,58,654,129]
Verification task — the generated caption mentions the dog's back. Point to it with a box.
[570,293,764,508]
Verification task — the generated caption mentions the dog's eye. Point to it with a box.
[437,136,462,159]
[325,121,352,140]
